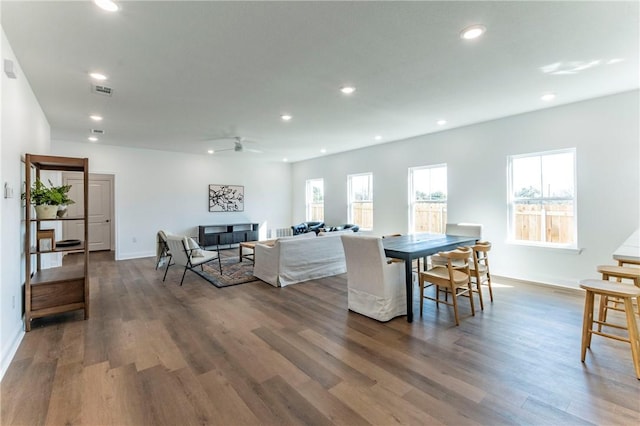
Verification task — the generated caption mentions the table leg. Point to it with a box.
[239,244,243,262]
[405,259,413,323]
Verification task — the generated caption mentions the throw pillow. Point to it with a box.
[187,237,204,257]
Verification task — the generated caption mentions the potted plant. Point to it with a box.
[22,178,75,219]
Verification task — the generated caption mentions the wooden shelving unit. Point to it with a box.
[24,154,89,331]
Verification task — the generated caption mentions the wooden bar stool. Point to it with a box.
[596,265,640,326]
[597,265,640,286]
[579,279,640,379]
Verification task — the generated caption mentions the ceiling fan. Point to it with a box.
[209,136,262,154]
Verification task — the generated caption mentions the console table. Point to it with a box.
[198,223,259,248]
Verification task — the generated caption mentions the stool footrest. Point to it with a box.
[593,319,628,331]
[590,329,632,344]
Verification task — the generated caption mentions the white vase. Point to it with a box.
[57,205,68,218]
[35,205,58,220]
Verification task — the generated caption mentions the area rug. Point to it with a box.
[199,257,257,288]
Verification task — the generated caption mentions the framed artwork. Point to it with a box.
[209,184,244,212]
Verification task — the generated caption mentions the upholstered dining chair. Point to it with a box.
[419,246,475,326]
[382,233,422,272]
[163,234,222,285]
[341,234,407,322]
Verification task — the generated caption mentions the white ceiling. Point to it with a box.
[2,1,638,162]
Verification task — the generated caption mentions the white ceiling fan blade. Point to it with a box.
[243,147,263,153]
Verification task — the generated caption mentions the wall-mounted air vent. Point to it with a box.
[91,84,113,96]
[90,129,104,135]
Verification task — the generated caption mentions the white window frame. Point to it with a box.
[408,164,447,234]
[347,172,373,230]
[305,178,324,222]
[507,148,577,249]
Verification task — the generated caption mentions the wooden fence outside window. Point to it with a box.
[308,204,324,222]
[514,203,574,244]
[343,201,574,244]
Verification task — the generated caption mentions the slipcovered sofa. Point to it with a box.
[253,230,354,287]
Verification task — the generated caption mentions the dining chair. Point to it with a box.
[382,233,422,272]
[163,234,222,285]
[469,241,493,309]
[341,235,407,322]
[419,246,475,326]
[430,223,482,268]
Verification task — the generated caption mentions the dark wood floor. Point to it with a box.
[2,250,639,425]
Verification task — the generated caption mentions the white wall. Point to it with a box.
[292,91,640,288]
[1,29,51,378]
[51,141,293,260]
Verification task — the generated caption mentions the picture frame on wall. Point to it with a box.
[208,184,244,212]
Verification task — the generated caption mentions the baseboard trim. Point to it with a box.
[493,274,583,294]
[0,324,25,381]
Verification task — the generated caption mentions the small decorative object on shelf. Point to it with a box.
[21,177,75,220]
[56,239,81,247]
[37,229,55,251]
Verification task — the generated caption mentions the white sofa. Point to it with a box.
[253,231,352,287]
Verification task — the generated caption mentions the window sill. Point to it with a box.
[505,240,583,254]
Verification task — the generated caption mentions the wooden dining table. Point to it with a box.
[382,233,478,323]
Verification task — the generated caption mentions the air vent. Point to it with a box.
[90,129,104,135]
[91,84,113,96]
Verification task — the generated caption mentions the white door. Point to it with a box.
[63,173,114,251]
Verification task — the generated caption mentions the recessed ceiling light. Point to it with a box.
[281,114,292,121]
[340,86,356,95]
[90,115,103,121]
[89,72,107,81]
[541,93,556,101]
[437,119,447,126]
[374,135,382,141]
[207,149,214,154]
[283,158,289,162]
[320,148,327,154]
[460,24,486,40]
[88,136,98,142]
[94,0,119,12]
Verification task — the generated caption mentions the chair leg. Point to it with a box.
[451,286,460,326]
[474,273,484,311]
[162,261,171,282]
[180,266,188,286]
[217,254,222,274]
[486,271,494,302]
[467,280,475,317]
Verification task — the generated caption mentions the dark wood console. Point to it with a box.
[198,223,259,248]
